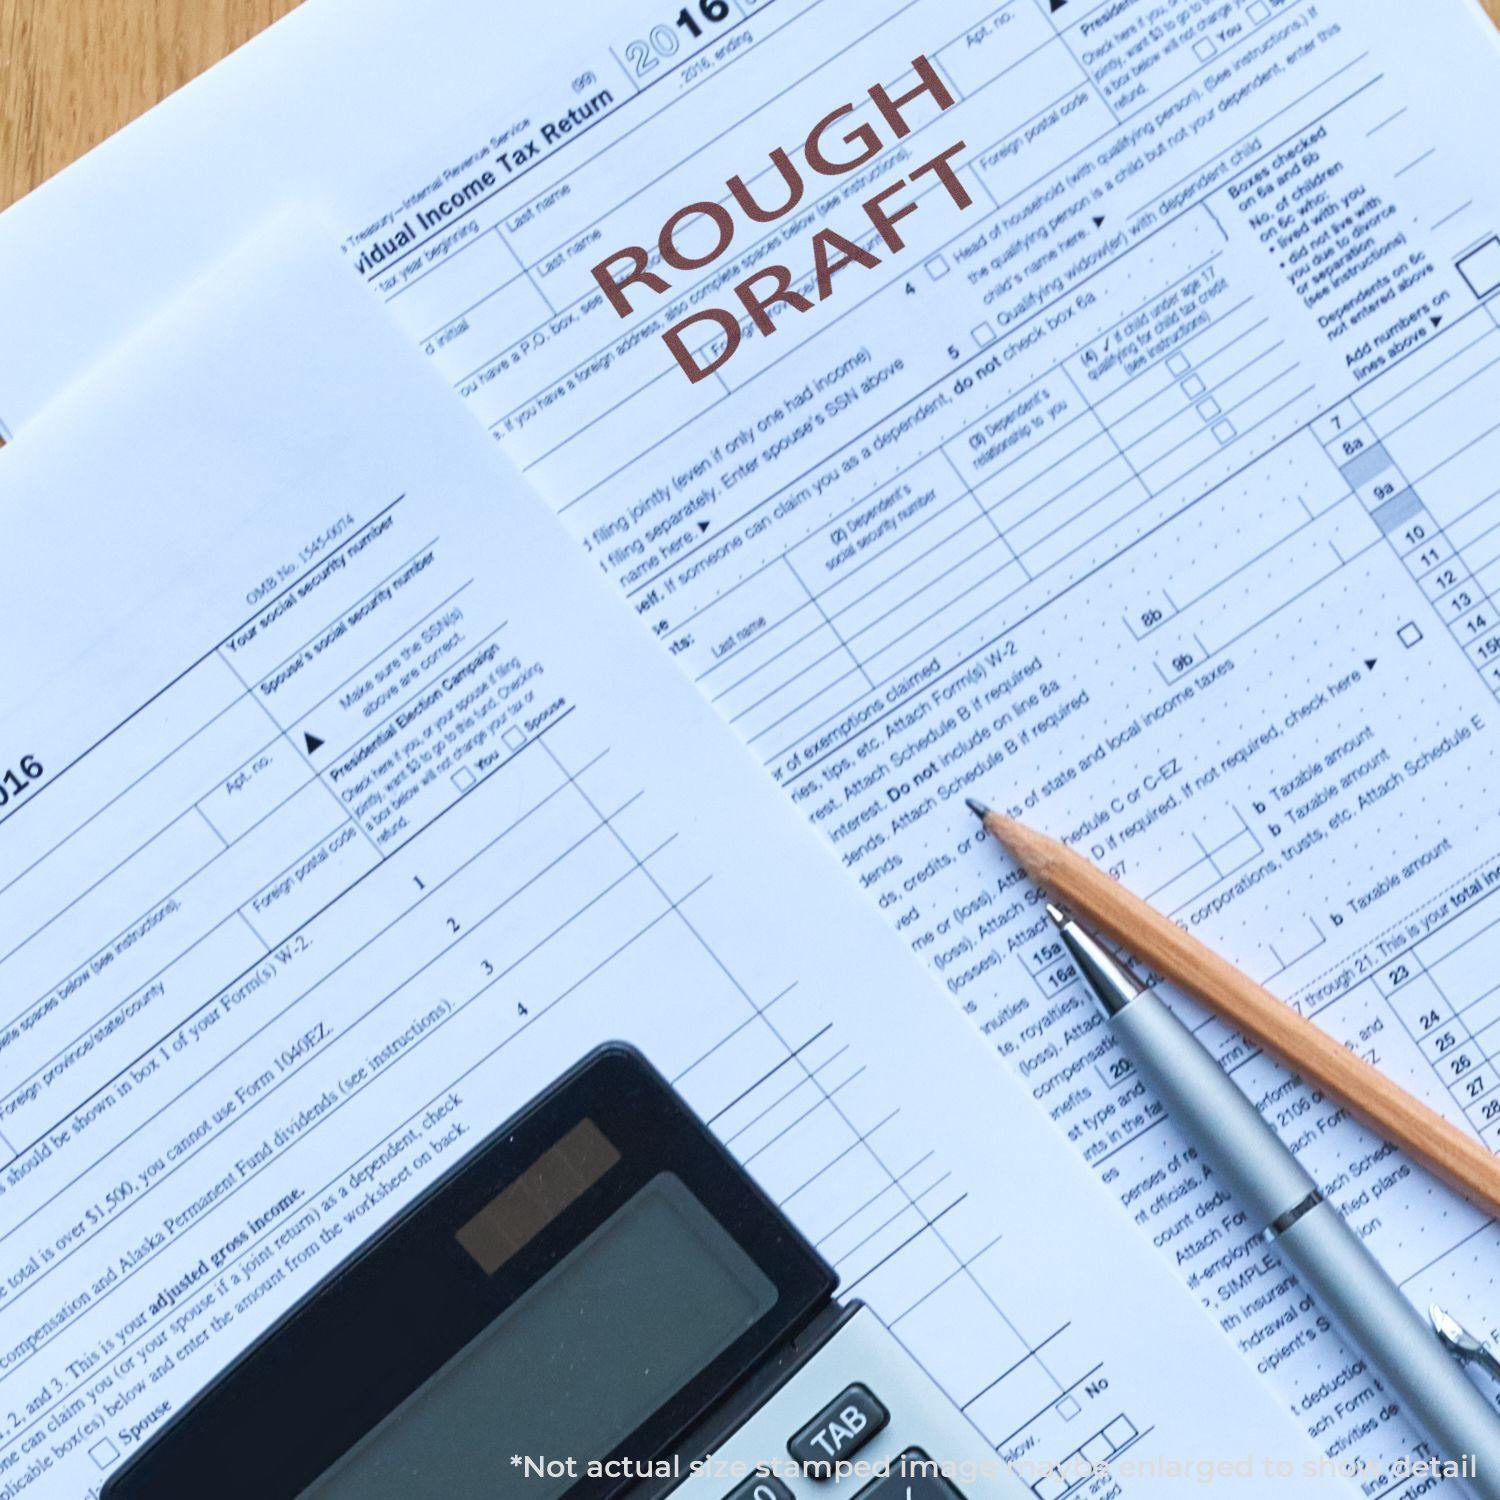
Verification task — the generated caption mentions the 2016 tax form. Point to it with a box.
[4,0,1500,1486]
[0,233,1312,1497]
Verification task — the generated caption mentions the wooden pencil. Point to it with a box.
[970,803,1500,1220]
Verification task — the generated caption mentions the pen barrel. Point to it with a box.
[1112,992,1500,1496]
[1278,1203,1500,1500]
[1111,990,1317,1225]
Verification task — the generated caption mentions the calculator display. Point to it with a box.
[298,1173,775,1499]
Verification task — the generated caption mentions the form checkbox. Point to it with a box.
[1197,397,1222,419]
[1167,352,1191,375]
[1195,37,1218,60]
[972,322,996,347]
[90,1439,120,1469]
[1106,1417,1138,1447]
[1056,1395,1081,1421]
[1182,374,1206,396]
[452,766,476,791]
[503,726,528,751]
[1247,1,1269,21]
[1213,420,1237,443]
[1399,621,1424,647]
[1082,1436,1113,1464]
[925,254,950,280]
[1457,238,1500,299]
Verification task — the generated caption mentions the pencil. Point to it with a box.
[966,799,1500,1219]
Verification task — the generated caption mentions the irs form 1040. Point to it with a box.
[6,0,1500,1484]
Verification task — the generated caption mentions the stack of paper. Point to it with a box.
[5,0,1500,1493]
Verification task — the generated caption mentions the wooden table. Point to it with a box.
[1,0,1499,210]
[0,0,300,210]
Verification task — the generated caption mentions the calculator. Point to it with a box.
[102,1045,1023,1499]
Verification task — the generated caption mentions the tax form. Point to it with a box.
[0,231,1319,1497]
[4,0,1500,1485]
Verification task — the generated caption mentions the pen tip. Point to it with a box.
[965,798,992,820]
[1045,902,1069,927]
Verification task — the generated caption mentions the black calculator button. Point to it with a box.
[726,1476,795,1500]
[855,1449,964,1499]
[787,1383,889,1474]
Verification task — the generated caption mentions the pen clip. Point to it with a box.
[1432,1304,1500,1388]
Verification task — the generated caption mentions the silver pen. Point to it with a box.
[1048,902,1500,1499]
[1436,1306,1500,1388]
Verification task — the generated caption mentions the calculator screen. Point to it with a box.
[297,1173,776,1499]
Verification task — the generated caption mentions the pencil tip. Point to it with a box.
[965,797,992,820]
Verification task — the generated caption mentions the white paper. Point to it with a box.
[5,0,1500,1486]
[0,229,1324,1497]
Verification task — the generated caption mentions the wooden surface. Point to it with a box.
[0,0,1498,210]
[0,0,301,211]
